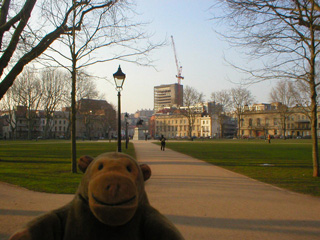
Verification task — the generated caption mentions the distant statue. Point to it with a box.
[136,119,144,126]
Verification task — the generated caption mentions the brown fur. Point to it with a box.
[9,152,184,240]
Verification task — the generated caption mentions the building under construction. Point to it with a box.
[154,83,183,113]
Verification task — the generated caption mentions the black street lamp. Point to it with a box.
[113,65,126,152]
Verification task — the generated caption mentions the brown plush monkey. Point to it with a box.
[9,152,184,240]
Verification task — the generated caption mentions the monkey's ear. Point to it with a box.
[78,155,94,173]
[140,164,151,181]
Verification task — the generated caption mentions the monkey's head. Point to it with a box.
[77,152,151,227]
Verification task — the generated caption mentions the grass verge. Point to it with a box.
[0,140,135,194]
[158,139,320,197]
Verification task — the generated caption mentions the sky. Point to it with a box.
[91,0,275,114]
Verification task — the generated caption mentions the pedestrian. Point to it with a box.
[268,134,271,144]
[160,135,166,151]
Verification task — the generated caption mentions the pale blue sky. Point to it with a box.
[93,1,274,113]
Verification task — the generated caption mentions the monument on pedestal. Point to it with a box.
[133,118,147,140]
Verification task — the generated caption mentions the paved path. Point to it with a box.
[0,182,73,239]
[135,141,320,240]
[0,141,320,240]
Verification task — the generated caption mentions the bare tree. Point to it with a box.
[11,68,42,140]
[38,1,162,173]
[211,90,232,112]
[181,86,204,140]
[76,71,100,101]
[211,90,232,138]
[40,68,69,138]
[213,0,320,176]
[230,87,254,138]
[98,107,116,139]
[269,80,295,139]
[0,0,125,100]
[0,89,17,139]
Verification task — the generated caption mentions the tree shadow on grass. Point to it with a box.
[0,159,69,164]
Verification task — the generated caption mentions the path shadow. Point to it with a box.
[0,233,10,240]
[0,209,46,216]
[141,161,205,166]
[147,174,275,193]
[167,214,320,236]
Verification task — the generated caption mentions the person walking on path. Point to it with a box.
[160,135,166,151]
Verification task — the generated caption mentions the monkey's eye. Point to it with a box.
[126,165,132,173]
[98,163,103,170]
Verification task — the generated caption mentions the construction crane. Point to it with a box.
[171,35,184,85]
[171,36,184,107]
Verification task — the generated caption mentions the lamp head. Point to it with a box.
[113,65,126,91]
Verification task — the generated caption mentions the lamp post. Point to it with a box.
[113,65,126,152]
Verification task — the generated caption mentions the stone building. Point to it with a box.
[239,103,316,138]
[152,107,214,139]
[0,98,116,140]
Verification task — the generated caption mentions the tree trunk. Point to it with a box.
[310,83,319,177]
[71,65,77,173]
[237,113,241,139]
[309,22,319,177]
[71,3,77,173]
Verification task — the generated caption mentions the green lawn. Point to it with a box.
[0,140,135,194]
[161,139,320,197]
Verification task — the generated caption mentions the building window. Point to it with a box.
[257,118,261,126]
[249,119,252,127]
[266,118,269,127]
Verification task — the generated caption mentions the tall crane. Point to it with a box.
[171,35,184,85]
[171,36,184,106]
